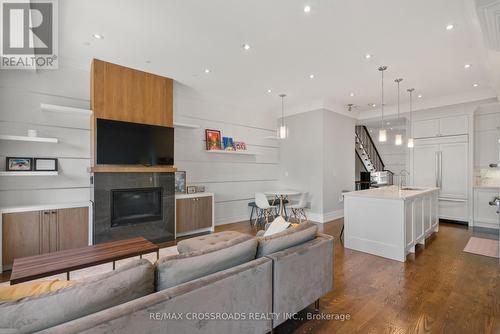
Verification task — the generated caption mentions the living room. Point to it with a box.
[0,0,499,333]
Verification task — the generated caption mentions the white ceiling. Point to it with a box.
[59,0,498,118]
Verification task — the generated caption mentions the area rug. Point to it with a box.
[0,245,179,287]
[463,237,499,258]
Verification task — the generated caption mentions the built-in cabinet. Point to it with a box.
[2,207,89,269]
[413,115,468,139]
[474,111,500,167]
[473,187,499,228]
[412,135,469,222]
[175,193,214,237]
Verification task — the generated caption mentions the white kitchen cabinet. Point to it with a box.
[473,187,499,228]
[413,115,468,139]
[412,143,439,188]
[440,141,468,199]
[474,130,499,167]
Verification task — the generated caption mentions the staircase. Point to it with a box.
[355,125,385,172]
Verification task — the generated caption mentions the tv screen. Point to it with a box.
[96,118,174,166]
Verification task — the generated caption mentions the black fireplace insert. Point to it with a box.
[110,187,163,227]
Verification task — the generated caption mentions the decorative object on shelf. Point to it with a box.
[222,137,235,150]
[175,171,187,193]
[205,129,222,150]
[27,129,38,137]
[234,141,247,150]
[196,185,206,192]
[34,158,58,171]
[394,78,404,146]
[276,94,288,139]
[378,66,388,142]
[6,157,33,171]
[407,88,415,148]
[187,186,197,194]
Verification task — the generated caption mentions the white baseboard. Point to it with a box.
[473,221,500,230]
[307,209,344,223]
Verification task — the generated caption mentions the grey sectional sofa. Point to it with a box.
[1,222,333,334]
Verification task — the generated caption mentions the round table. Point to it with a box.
[264,190,301,217]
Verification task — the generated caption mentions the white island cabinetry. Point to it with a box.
[343,186,439,262]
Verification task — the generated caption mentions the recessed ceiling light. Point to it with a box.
[93,34,104,39]
[304,5,311,13]
[350,92,355,97]
[365,53,372,59]
[446,24,454,31]
[473,83,479,87]
[309,74,315,79]
[242,44,250,50]
[464,64,471,69]
[267,89,272,93]
[417,94,423,98]
[204,69,210,74]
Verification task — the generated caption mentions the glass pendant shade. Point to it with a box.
[407,138,414,148]
[277,125,288,139]
[379,129,387,142]
[395,134,402,146]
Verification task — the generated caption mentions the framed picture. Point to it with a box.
[34,158,58,171]
[223,137,234,150]
[187,186,197,194]
[205,129,222,150]
[6,157,33,171]
[175,171,187,193]
[196,185,206,193]
[234,141,246,150]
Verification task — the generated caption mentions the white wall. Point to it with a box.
[0,66,278,225]
[279,108,355,222]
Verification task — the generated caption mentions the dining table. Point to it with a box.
[264,190,301,217]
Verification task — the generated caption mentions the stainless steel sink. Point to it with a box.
[400,187,422,191]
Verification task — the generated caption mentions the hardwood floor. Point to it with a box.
[217,219,500,334]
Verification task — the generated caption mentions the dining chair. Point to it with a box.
[254,192,278,227]
[290,192,308,223]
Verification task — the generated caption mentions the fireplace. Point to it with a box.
[111,187,163,227]
[93,173,175,244]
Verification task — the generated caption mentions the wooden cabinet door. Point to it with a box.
[2,211,41,267]
[176,198,198,233]
[57,207,89,251]
[41,211,58,254]
[176,197,213,234]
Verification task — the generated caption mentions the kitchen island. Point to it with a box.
[343,186,440,262]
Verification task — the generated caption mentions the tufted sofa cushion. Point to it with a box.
[256,222,318,257]
[177,231,253,254]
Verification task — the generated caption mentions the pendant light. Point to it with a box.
[277,94,288,139]
[407,88,415,148]
[394,78,403,146]
[378,66,387,142]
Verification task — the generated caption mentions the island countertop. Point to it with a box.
[343,186,440,200]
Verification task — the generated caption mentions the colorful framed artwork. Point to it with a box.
[175,171,187,193]
[34,158,58,171]
[223,137,234,150]
[234,141,246,150]
[6,157,33,171]
[205,129,222,150]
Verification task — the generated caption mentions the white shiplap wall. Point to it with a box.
[0,86,91,207]
[174,84,279,225]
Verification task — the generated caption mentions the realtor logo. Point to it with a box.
[1,0,58,69]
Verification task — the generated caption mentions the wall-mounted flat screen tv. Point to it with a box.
[96,118,174,166]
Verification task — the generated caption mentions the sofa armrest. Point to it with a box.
[40,257,273,334]
[265,235,334,327]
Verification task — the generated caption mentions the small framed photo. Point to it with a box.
[234,141,246,150]
[196,185,206,193]
[205,129,222,150]
[175,171,187,193]
[223,137,235,151]
[6,157,33,171]
[187,186,197,194]
[34,158,58,171]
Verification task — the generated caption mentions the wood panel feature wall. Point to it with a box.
[91,59,173,127]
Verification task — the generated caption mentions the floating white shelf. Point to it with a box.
[0,171,58,176]
[173,122,200,129]
[206,150,257,155]
[0,135,58,143]
[40,103,92,115]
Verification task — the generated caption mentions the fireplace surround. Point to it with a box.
[93,173,175,244]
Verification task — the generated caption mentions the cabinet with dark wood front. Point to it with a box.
[2,207,89,269]
[175,193,214,237]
